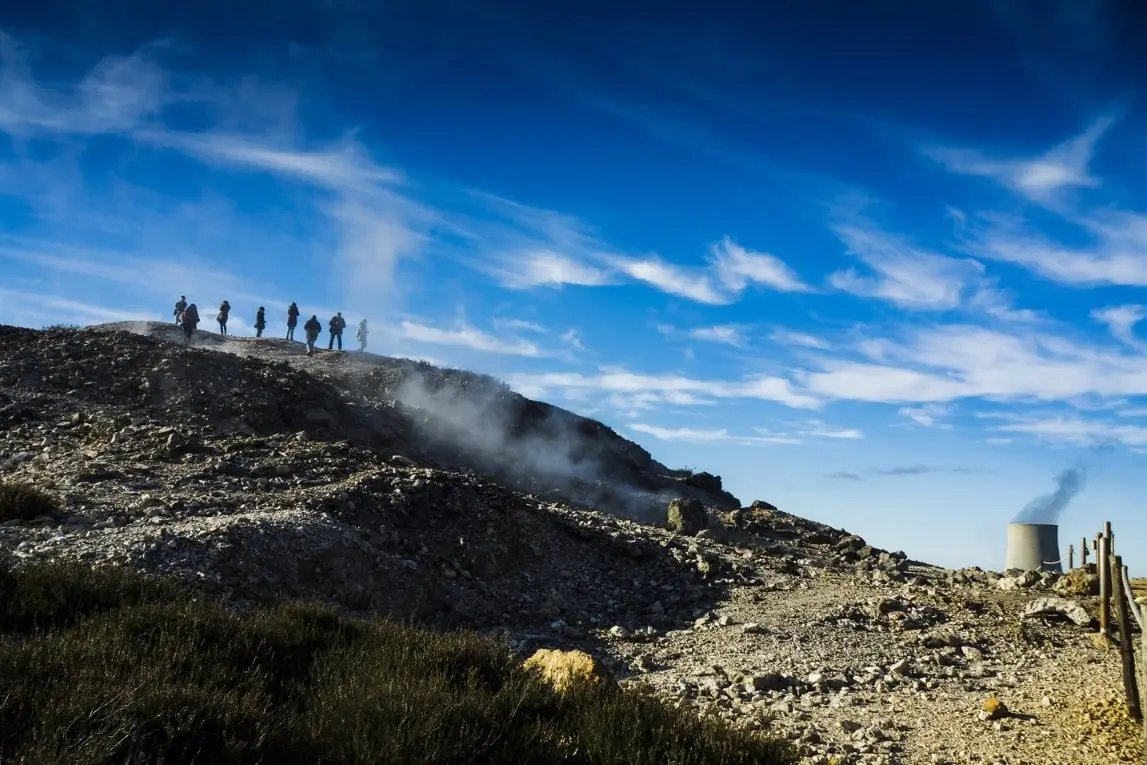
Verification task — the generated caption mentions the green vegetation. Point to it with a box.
[0,481,60,523]
[0,562,794,765]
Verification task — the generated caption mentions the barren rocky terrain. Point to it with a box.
[0,321,1142,764]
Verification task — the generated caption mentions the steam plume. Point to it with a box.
[1012,462,1086,524]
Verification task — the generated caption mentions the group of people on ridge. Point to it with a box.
[173,296,369,356]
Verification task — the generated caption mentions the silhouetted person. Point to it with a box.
[180,303,199,343]
[328,311,347,350]
[304,315,322,355]
[356,318,368,352]
[286,302,300,340]
[254,306,266,338]
[174,296,187,325]
[217,300,231,335]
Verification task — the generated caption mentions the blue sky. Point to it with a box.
[2,0,1147,571]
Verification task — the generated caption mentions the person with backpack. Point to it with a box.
[356,319,368,352]
[328,311,347,350]
[254,307,266,338]
[304,315,322,355]
[180,303,200,343]
[286,302,300,340]
[217,300,231,335]
[174,296,187,325]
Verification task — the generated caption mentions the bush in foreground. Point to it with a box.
[0,481,59,523]
[0,562,794,765]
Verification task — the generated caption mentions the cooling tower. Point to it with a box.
[1004,522,1062,573]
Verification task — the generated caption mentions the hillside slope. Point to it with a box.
[1,321,1140,764]
[0,322,750,629]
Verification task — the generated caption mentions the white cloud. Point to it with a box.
[399,320,549,357]
[136,130,406,193]
[560,328,584,350]
[992,414,1147,447]
[0,287,158,328]
[770,328,831,350]
[1091,304,1145,347]
[630,423,800,446]
[960,211,1147,288]
[505,367,823,410]
[802,323,1147,406]
[602,237,808,305]
[607,255,731,304]
[0,32,168,136]
[828,223,985,310]
[898,403,953,429]
[709,237,812,293]
[493,318,546,333]
[486,249,615,289]
[967,280,1043,322]
[796,420,864,439]
[688,324,748,347]
[923,113,1117,203]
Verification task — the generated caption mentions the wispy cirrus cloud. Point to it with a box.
[708,236,813,294]
[898,403,953,429]
[989,413,1147,447]
[922,112,1119,204]
[398,319,553,358]
[505,367,823,410]
[629,423,802,446]
[688,323,750,347]
[1091,304,1146,347]
[827,221,985,310]
[0,32,168,136]
[628,419,858,446]
[956,208,1147,288]
[486,249,616,289]
[770,327,831,350]
[604,237,812,305]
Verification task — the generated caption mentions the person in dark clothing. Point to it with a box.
[328,311,347,350]
[174,296,187,325]
[217,300,231,335]
[254,306,266,338]
[286,302,300,340]
[356,319,368,352]
[180,304,200,343]
[304,315,322,355]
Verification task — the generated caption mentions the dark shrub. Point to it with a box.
[0,481,59,522]
[0,561,795,765]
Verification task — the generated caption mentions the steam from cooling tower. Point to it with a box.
[1013,463,1085,524]
[1012,442,1114,524]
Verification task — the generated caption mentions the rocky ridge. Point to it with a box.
[0,322,1141,764]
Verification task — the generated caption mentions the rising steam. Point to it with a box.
[1013,463,1085,524]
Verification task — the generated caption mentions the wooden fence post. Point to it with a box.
[1068,544,1074,570]
[1111,555,1141,722]
[1081,537,1089,567]
[1118,564,1146,760]
[1099,534,1110,637]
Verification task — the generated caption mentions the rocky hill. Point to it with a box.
[0,321,1142,764]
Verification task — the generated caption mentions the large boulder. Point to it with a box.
[522,648,615,693]
[1022,597,1092,627]
[667,497,707,535]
